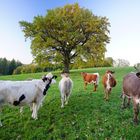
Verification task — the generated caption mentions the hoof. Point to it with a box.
[61,105,64,108]
[34,117,38,120]
[32,117,38,120]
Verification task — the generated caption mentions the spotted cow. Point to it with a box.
[102,70,116,101]
[81,72,99,92]
[122,72,140,124]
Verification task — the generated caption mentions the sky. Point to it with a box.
[0,0,140,65]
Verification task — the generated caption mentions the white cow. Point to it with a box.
[59,73,73,108]
[0,73,57,126]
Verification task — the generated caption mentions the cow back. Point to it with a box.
[123,73,140,97]
[86,74,97,82]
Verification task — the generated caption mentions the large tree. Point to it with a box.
[19,3,110,72]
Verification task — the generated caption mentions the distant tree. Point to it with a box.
[103,57,114,67]
[19,3,110,72]
[8,59,16,75]
[0,58,22,75]
[134,63,140,71]
[16,60,23,67]
[0,58,9,75]
[8,59,22,75]
[13,64,43,74]
[13,66,22,74]
[0,58,3,75]
[113,59,130,67]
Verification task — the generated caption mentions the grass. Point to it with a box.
[0,67,140,140]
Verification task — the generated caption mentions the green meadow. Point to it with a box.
[0,67,140,140]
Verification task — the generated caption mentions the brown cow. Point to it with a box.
[102,70,116,101]
[122,72,140,124]
[81,72,99,91]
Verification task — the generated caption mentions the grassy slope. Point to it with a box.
[0,67,140,140]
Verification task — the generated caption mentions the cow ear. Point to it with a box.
[136,72,140,78]
[52,75,57,79]
[111,71,115,74]
[42,75,47,82]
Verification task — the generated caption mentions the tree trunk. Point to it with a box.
[63,57,70,73]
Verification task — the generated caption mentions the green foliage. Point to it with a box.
[103,57,114,67]
[19,3,110,72]
[134,63,140,71]
[0,58,22,75]
[1,67,140,139]
[13,64,43,74]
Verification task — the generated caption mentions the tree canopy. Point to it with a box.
[19,3,110,72]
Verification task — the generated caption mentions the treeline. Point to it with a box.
[0,57,114,75]
[13,57,114,75]
[0,57,61,75]
[13,64,62,74]
[0,58,22,75]
[13,64,44,74]
[0,57,130,75]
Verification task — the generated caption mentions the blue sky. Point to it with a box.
[0,0,140,65]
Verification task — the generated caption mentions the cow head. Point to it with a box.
[136,72,140,78]
[106,70,116,88]
[42,73,57,84]
[81,72,87,78]
[106,70,115,74]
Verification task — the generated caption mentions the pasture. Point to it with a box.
[0,67,140,140]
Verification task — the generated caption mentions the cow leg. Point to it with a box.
[64,94,67,102]
[127,98,131,107]
[133,99,139,124]
[105,89,111,101]
[65,93,70,105]
[104,89,109,101]
[106,91,109,101]
[65,94,68,105]
[0,109,2,127]
[31,103,35,119]
[0,116,2,127]
[20,107,23,114]
[104,93,107,100]
[0,115,2,127]
[106,88,112,101]
[104,89,107,100]
[29,103,33,111]
[64,94,69,105]
[32,103,38,120]
[94,84,97,91]
[84,82,87,90]
[121,95,126,109]
[34,104,38,120]
[61,95,65,108]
